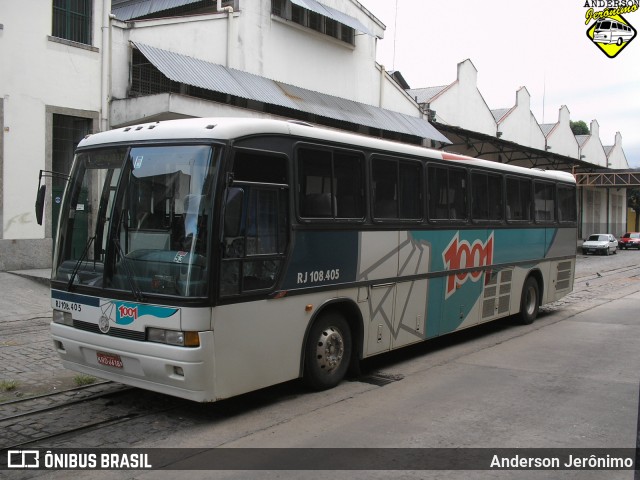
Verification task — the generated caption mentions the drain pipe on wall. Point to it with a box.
[100,2,115,132]
[379,64,385,108]
[217,0,235,68]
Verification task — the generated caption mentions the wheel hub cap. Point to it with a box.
[316,327,344,373]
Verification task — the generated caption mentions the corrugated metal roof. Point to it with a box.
[290,0,374,36]
[112,0,204,21]
[540,123,556,137]
[406,86,448,104]
[133,42,450,143]
[575,135,589,147]
[491,108,511,123]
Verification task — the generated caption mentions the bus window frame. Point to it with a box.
[533,179,557,225]
[426,162,470,224]
[469,168,505,226]
[504,175,533,225]
[556,183,578,225]
[294,142,367,224]
[370,154,424,224]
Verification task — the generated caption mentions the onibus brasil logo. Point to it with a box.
[585,1,638,58]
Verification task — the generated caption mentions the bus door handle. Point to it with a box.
[371,282,395,289]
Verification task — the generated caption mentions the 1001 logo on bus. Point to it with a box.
[118,305,138,321]
[443,232,494,299]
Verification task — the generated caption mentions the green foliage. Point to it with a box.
[74,374,97,386]
[570,120,590,135]
[0,379,19,391]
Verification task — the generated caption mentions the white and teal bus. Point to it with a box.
[42,118,576,402]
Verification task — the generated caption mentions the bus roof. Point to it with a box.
[78,117,575,184]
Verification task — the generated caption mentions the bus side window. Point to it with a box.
[372,158,398,218]
[534,181,556,223]
[428,165,467,221]
[506,177,532,222]
[557,185,576,223]
[371,157,422,220]
[298,147,364,220]
[472,171,503,222]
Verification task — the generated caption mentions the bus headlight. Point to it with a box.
[147,328,200,347]
[53,309,73,326]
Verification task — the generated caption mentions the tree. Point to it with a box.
[629,188,640,232]
[570,120,590,135]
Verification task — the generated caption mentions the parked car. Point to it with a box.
[619,232,640,249]
[582,233,618,255]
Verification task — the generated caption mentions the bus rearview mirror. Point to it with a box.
[35,185,46,225]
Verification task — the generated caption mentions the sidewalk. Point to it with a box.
[0,270,79,401]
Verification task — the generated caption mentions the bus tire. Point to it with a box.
[303,312,352,390]
[517,276,539,325]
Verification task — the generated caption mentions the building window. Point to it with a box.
[131,49,181,96]
[271,0,286,17]
[272,0,356,45]
[291,4,305,26]
[51,114,92,240]
[52,0,92,45]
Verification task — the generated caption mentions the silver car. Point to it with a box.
[582,233,618,255]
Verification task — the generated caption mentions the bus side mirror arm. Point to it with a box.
[226,172,235,187]
[35,169,70,226]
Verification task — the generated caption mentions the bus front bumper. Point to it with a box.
[51,322,217,402]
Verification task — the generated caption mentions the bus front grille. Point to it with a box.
[73,320,146,341]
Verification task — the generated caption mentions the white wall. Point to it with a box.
[579,120,607,167]
[111,1,415,115]
[0,1,104,240]
[606,132,630,169]
[429,60,496,136]
[544,106,579,158]
[497,87,546,150]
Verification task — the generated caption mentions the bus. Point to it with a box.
[39,117,577,402]
[593,18,635,45]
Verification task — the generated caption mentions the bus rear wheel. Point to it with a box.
[517,277,539,325]
[304,312,352,390]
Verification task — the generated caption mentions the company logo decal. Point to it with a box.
[584,1,638,58]
[99,301,178,327]
[113,303,177,325]
[443,232,494,299]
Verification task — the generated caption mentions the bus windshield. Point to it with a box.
[53,144,217,298]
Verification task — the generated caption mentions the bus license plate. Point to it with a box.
[97,351,123,368]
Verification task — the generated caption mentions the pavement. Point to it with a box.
[0,269,81,401]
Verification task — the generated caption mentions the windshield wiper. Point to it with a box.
[67,236,95,291]
[112,237,144,302]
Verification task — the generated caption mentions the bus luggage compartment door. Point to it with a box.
[367,282,395,355]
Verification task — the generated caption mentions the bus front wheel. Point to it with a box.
[303,312,352,390]
[517,277,539,325]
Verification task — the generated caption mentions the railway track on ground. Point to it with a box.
[0,382,180,450]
